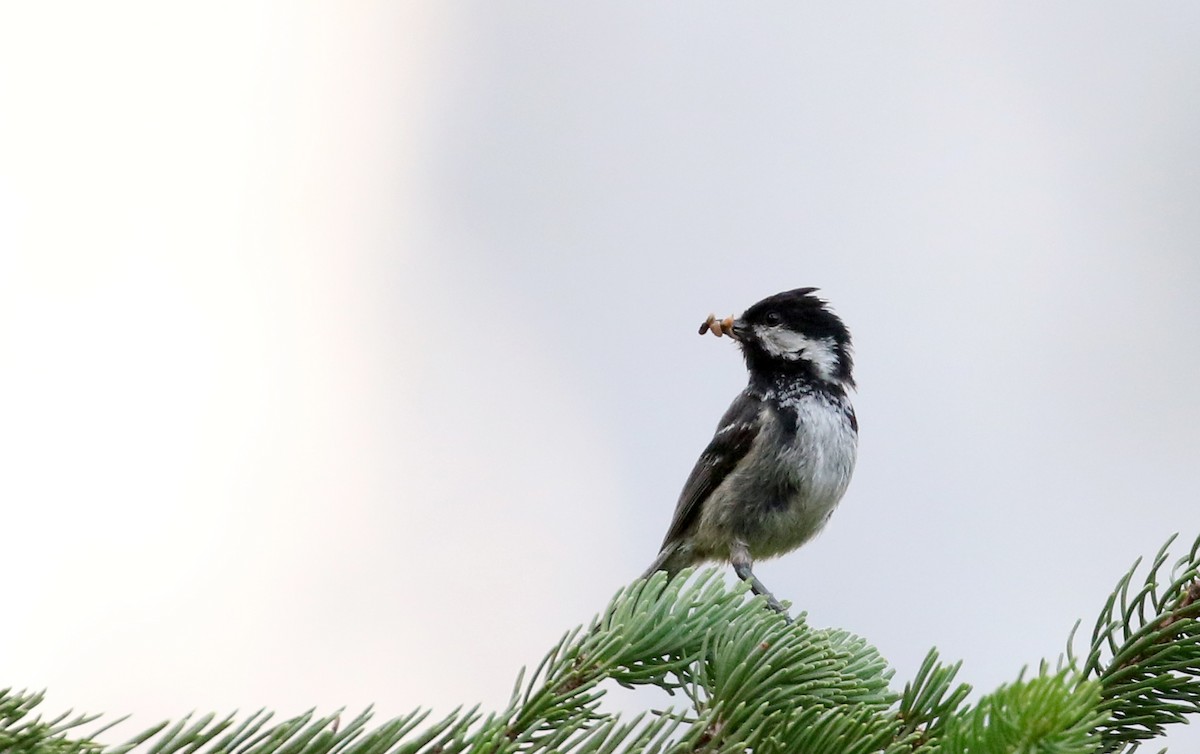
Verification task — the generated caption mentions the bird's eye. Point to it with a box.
[765,311,782,325]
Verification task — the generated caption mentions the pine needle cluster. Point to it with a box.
[4,533,1199,754]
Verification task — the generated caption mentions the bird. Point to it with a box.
[643,287,858,616]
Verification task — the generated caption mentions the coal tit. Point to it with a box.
[643,288,858,615]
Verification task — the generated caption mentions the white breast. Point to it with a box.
[783,394,857,506]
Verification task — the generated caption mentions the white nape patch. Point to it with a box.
[753,325,841,382]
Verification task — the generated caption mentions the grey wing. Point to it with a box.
[658,391,763,550]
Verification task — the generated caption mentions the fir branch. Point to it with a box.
[896,649,972,744]
[6,533,1200,754]
[940,668,1104,754]
[1068,532,1200,753]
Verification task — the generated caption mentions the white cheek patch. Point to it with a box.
[753,325,841,382]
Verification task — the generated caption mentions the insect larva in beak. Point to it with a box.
[698,314,736,337]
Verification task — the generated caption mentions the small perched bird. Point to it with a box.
[643,288,858,615]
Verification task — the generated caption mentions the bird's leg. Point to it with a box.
[730,542,791,622]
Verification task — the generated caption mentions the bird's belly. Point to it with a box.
[693,475,848,560]
[746,483,844,559]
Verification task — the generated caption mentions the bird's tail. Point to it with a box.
[640,543,692,581]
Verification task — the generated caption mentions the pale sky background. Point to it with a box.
[2,3,1199,750]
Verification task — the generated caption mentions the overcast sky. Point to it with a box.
[2,3,1199,750]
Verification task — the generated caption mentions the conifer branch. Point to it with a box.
[1067,533,1200,752]
[5,533,1200,754]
